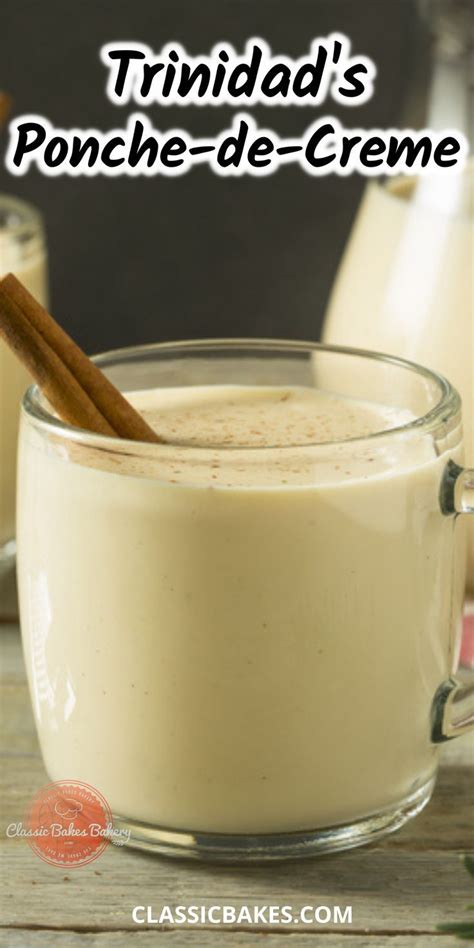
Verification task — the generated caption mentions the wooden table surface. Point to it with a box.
[1,622,473,947]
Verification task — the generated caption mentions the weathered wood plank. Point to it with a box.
[0,568,18,626]
[1,841,473,933]
[0,932,467,946]
[0,625,24,682]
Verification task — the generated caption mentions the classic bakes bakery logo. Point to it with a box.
[6,780,129,867]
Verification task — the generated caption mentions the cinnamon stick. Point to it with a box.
[0,274,162,443]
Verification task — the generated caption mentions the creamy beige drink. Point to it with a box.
[0,196,48,548]
[18,381,464,836]
[323,169,473,588]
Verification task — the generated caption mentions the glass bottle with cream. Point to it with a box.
[323,0,474,593]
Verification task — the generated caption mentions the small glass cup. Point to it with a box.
[0,194,48,615]
[17,341,474,861]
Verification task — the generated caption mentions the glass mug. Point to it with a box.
[0,194,48,614]
[17,341,473,861]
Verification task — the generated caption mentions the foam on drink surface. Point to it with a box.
[132,385,413,448]
[105,384,426,489]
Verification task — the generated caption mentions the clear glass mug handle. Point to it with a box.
[432,464,474,743]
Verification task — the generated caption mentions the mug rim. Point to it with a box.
[22,338,461,453]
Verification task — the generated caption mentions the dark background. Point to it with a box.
[1,0,420,352]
